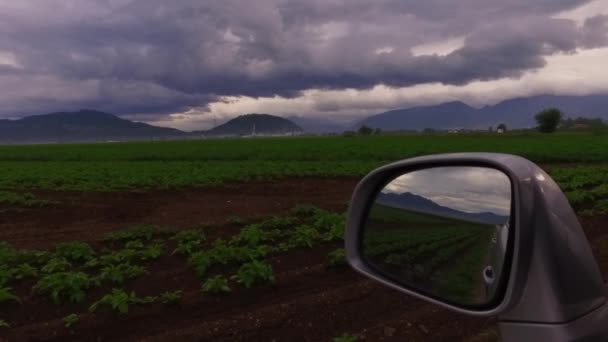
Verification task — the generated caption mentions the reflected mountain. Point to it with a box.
[377,192,508,225]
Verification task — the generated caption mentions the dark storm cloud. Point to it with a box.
[0,0,606,119]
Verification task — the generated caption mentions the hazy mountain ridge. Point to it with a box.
[357,94,608,131]
[0,110,184,144]
[377,191,508,225]
[0,111,303,144]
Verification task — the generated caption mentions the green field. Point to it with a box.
[0,132,607,192]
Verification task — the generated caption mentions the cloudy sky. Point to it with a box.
[382,166,512,217]
[1,0,607,130]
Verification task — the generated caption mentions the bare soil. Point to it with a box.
[0,177,606,341]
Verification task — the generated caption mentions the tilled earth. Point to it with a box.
[0,177,606,341]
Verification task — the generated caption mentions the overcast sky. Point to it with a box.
[382,166,512,216]
[1,0,607,130]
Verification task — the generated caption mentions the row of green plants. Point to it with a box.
[0,205,348,329]
[550,166,608,214]
[0,133,606,191]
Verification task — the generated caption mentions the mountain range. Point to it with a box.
[0,110,302,144]
[1,93,607,143]
[357,94,608,131]
[376,191,508,225]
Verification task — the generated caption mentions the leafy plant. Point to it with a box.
[189,251,213,278]
[290,203,321,216]
[159,290,182,305]
[333,333,359,342]
[41,257,72,274]
[0,287,20,304]
[89,289,156,314]
[63,313,79,328]
[138,242,164,260]
[202,275,231,294]
[55,241,95,262]
[98,263,147,284]
[12,263,37,280]
[33,271,98,304]
[172,229,205,256]
[125,240,145,249]
[0,319,9,328]
[327,248,347,267]
[232,260,275,288]
[289,225,320,248]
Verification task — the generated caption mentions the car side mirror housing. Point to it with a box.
[345,153,608,341]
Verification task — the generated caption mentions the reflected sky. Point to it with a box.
[381,167,511,216]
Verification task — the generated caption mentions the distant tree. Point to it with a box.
[358,125,374,135]
[422,128,436,134]
[497,123,507,132]
[488,126,494,132]
[535,108,563,133]
[373,128,382,135]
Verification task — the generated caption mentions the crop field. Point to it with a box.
[1,132,608,341]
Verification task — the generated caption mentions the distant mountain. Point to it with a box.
[205,114,303,136]
[357,94,608,131]
[288,116,345,134]
[0,110,185,144]
[377,191,508,225]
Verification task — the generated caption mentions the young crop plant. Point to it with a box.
[189,251,213,278]
[41,257,72,274]
[289,225,320,248]
[258,216,298,231]
[138,241,164,261]
[0,287,20,304]
[12,263,38,280]
[172,229,206,256]
[63,314,79,328]
[290,203,321,216]
[232,260,275,288]
[202,275,231,294]
[159,290,182,306]
[98,263,147,284]
[89,289,156,314]
[33,271,98,304]
[55,241,95,262]
[327,248,347,267]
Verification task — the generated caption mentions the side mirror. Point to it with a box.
[345,153,608,341]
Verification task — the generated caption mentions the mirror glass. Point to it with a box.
[362,166,512,307]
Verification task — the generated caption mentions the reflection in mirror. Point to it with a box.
[362,166,511,307]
